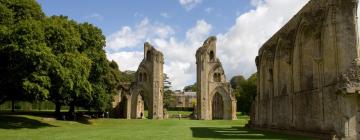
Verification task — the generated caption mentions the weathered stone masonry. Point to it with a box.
[196,36,237,120]
[113,42,164,119]
[249,0,360,139]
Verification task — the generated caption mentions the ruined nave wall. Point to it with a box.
[251,0,360,138]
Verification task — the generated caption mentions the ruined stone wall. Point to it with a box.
[196,36,237,120]
[128,42,164,119]
[111,83,131,119]
[250,0,360,139]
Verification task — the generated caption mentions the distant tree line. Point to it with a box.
[183,83,197,92]
[0,0,123,118]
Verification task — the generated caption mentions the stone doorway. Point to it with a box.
[119,97,128,118]
[212,93,224,120]
[135,93,148,119]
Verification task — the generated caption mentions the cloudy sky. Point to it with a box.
[38,0,311,90]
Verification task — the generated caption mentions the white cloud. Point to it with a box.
[179,0,202,11]
[84,13,103,21]
[106,0,311,90]
[156,20,212,90]
[205,7,213,13]
[107,51,143,71]
[106,18,174,52]
[186,20,212,45]
[106,18,211,90]
[216,0,309,78]
[134,12,144,18]
[160,12,171,18]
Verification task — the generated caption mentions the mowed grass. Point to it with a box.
[0,113,316,140]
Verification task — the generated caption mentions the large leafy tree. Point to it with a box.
[78,23,121,112]
[44,16,93,115]
[230,73,257,114]
[0,0,55,111]
[0,0,122,116]
[90,61,121,112]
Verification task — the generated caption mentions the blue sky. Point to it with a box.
[37,0,310,90]
[38,0,252,37]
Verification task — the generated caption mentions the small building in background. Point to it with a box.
[170,91,196,108]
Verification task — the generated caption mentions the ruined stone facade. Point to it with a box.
[112,83,131,118]
[113,42,164,119]
[196,36,237,120]
[169,91,196,108]
[250,0,360,139]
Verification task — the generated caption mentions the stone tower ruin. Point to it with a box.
[195,36,237,120]
[128,42,164,119]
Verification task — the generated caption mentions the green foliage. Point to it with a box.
[0,0,45,22]
[230,75,245,90]
[163,74,174,108]
[0,0,122,114]
[183,83,197,92]
[230,73,257,114]
[78,22,105,52]
[119,71,135,83]
[44,16,81,54]
[0,0,51,104]
[77,23,120,112]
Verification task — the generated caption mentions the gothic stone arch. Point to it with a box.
[250,0,360,139]
[195,36,237,120]
[209,86,235,120]
[128,42,164,119]
[130,89,149,119]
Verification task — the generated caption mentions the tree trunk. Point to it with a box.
[68,103,75,120]
[55,102,61,119]
[11,99,15,112]
[69,103,75,113]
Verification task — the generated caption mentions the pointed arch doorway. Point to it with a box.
[212,92,224,120]
[134,91,148,119]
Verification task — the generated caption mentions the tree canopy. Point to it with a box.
[183,83,197,92]
[163,74,174,108]
[230,73,257,115]
[0,0,122,116]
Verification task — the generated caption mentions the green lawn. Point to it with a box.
[0,114,316,140]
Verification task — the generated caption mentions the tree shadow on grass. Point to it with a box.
[0,115,56,129]
[191,126,314,140]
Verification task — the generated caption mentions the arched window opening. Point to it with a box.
[139,73,143,82]
[209,51,214,61]
[218,73,222,82]
[213,73,221,82]
[143,73,147,82]
[146,51,151,61]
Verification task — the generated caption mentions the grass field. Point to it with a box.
[0,113,316,140]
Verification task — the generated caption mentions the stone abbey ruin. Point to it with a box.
[112,0,360,138]
[113,39,236,120]
[195,36,237,120]
[249,0,360,139]
[113,42,164,119]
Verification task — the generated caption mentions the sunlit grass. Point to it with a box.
[0,113,315,140]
